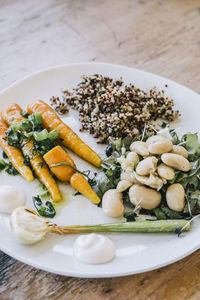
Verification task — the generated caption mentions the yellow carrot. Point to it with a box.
[27,100,102,167]
[70,172,101,204]
[0,120,34,182]
[1,103,62,202]
[43,145,76,181]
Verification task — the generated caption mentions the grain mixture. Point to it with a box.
[55,75,179,143]
[50,96,68,115]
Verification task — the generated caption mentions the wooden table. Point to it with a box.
[1,0,200,299]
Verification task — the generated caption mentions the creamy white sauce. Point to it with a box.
[73,233,115,264]
[10,207,48,244]
[0,185,26,213]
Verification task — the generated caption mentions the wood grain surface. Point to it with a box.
[1,0,200,299]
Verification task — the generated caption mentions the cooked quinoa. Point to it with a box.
[55,74,180,143]
[50,96,68,115]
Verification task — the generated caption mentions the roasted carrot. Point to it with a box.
[70,172,100,204]
[27,100,102,167]
[1,103,62,202]
[44,145,101,204]
[43,145,76,181]
[0,120,34,182]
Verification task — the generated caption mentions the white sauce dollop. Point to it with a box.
[73,233,115,264]
[10,207,48,244]
[0,185,26,213]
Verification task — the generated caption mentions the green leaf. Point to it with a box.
[33,195,56,218]
[170,130,180,145]
[28,112,42,130]
[153,208,167,220]
[33,129,49,141]
[20,119,32,132]
[112,138,122,153]
[0,159,7,170]
[122,136,132,150]
[181,133,199,154]
[21,111,30,118]
[123,211,136,222]
[48,129,60,141]
[161,206,183,219]
[105,163,121,180]
[23,154,31,167]
[2,151,8,159]
[95,171,115,194]
[184,190,200,215]
[5,163,19,175]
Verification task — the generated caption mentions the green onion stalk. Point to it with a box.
[11,208,191,245]
[50,219,190,235]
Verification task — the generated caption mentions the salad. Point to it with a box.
[93,125,200,233]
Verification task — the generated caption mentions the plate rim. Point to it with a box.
[0,238,199,278]
[0,62,199,98]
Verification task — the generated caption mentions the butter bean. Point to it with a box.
[157,163,175,180]
[161,153,190,171]
[147,135,173,154]
[166,184,185,212]
[102,189,124,218]
[129,184,161,210]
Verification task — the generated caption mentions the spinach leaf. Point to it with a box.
[181,133,199,154]
[122,136,133,150]
[95,171,115,194]
[2,151,8,159]
[112,138,122,153]
[170,130,180,145]
[23,154,31,167]
[105,144,113,157]
[184,190,200,215]
[0,159,7,170]
[105,163,121,180]
[123,211,136,222]
[161,206,183,219]
[33,195,56,218]
[5,163,19,175]
[153,208,167,220]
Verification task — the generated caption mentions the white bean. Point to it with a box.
[136,156,158,176]
[146,135,173,154]
[171,145,188,158]
[134,172,164,190]
[117,155,136,171]
[129,184,161,210]
[161,153,191,171]
[166,184,185,212]
[157,163,175,180]
[102,189,124,218]
[117,180,132,192]
[120,171,139,184]
[130,141,149,157]
[126,152,139,164]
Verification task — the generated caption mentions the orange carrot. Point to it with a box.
[70,172,100,204]
[44,145,101,204]
[27,100,102,167]
[43,145,76,181]
[1,103,62,202]
[0,120,34,182]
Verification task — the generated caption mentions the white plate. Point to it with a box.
[0,63,200,278]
